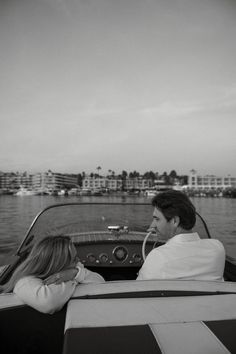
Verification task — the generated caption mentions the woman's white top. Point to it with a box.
[14,264,104,314]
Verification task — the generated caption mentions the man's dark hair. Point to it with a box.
[151,190,196,230]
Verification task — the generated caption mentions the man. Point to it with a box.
[137,190,225,281]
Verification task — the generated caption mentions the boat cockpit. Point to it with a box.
[1,202,236,354]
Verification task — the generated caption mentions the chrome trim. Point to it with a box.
[112,245,128,262]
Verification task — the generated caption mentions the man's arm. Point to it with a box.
[137,249,165,280]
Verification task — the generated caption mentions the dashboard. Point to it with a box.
[72,231,159,267]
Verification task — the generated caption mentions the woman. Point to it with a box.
[0,236,104,313]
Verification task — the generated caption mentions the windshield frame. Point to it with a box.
[16,202,211,257]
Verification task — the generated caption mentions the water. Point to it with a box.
[191,197,236,257]
[0,195,236,259]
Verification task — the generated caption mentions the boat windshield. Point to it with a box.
[0,202,212,269]
[15,203,210,256]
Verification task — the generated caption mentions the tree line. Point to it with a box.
[76,169,188,187]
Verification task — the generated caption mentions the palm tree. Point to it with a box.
[121,170,128,191]
[96,166,101,177]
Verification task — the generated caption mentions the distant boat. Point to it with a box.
[58,189,66,196]
[68,188,80,196]
[144,189,158,197]
[127,189,140,195]
[81,188,92,196]
[14,187,37,196]
[91,189,103,196]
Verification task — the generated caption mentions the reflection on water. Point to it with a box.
[0,195,235,260]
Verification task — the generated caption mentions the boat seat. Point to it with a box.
[0,293,66,354]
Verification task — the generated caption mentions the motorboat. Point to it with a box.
[145,189,158,197]
[91,189,103,196]
[14,187,38,196]
[68,188,80,196]
[80,188,92,195]
[58,189,69,196]
[0,202,236,354]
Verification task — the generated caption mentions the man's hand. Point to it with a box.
[44,268,78,285]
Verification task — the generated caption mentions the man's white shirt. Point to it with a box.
[137,232,225,281]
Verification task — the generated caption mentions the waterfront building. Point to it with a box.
[82,176,152,191]
[186,170,236,191]
[83,176,107,190]
[0,172,33,191]
[153,179,173,191]
[106,178,122,190]
[82,176,122,190]
[32,171,78,192]
[125,177,152,190]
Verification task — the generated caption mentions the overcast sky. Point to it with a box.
[1,0,236,176]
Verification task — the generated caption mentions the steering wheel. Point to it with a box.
[142,230,153,261]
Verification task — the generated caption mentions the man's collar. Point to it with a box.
[167,232,200,244]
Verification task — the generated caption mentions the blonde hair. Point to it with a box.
[0,235,77,293]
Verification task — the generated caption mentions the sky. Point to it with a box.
[0,0,236,177]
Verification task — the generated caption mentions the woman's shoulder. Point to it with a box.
[14,275,43,290]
